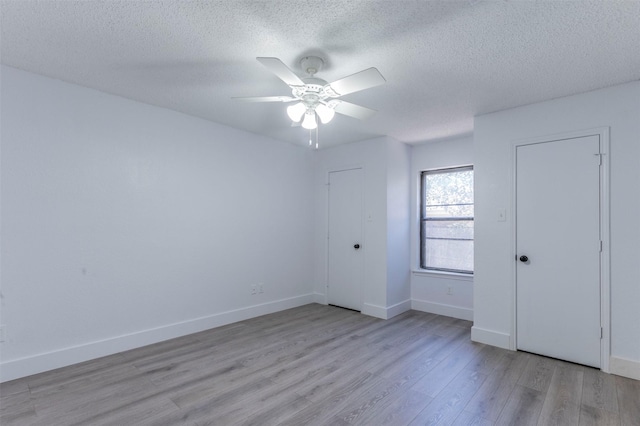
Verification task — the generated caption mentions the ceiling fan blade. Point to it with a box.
[333,100,377,120]
[256,57,305,87]
[232,96,297,102]
[327,67,385,96]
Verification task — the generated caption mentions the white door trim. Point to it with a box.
[325,165,365,311]
[510,127,610,372]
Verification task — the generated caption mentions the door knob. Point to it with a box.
[354,244,360,249]
[519,255,528,262]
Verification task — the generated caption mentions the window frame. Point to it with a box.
[420,165,474,274]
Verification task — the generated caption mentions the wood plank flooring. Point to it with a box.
[1,304,638,425]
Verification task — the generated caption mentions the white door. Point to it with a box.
[327,168,363,311]
[516,135,601,368]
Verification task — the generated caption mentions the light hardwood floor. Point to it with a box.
[1,304,638,425]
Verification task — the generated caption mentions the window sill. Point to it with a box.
[411,269,474,282]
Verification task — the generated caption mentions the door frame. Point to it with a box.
[510,127,610,372]
[324,165,365,310]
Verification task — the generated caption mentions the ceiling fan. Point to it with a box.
[233,56,386,131]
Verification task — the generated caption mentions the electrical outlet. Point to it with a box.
[251,285,257,295]
[258,283,264,294]
[446,286,453,295]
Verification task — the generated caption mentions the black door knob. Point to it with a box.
[519,255,528,262]
[354,244,360,249]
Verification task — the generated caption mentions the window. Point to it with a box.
[420,166,474,273]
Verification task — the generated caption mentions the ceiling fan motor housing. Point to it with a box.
[292,77,333,109]
[300,56,325,76]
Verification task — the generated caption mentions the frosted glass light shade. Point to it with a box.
[286,102,306,122]
[315,103,335,124]
[301,111,317,130]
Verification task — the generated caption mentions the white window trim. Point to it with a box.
[420,165,474,274]
[412,268,474,281]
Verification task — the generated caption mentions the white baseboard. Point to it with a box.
[411,299,473,321]
[361,303,388,319]
[387,300,412,319]
[313,292,326,304]
[0,294,314,383]
[470,326,511,350]
[610,356,640,380]
[361,300,412,320]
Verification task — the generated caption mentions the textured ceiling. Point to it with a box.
[1,1,639,148]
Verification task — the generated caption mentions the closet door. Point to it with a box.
[516,135,602,368]
[327,168,363,311]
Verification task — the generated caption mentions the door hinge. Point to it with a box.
[594,153,604,166]
[600,240,603,252]
[600,327,603,339]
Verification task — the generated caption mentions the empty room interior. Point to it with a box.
[1,1,639,425]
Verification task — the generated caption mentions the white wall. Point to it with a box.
[473,81,640,379]
[410,136,474,320]
[313,136,411,319]
[0,66,315,381]
[386,141,411,313]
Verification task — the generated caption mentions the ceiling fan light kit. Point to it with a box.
[234,55,386,148]
[286,102,306,122]
[301,110,318,130]
[315,103,335,124]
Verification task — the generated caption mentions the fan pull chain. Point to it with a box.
[315,126,319,149]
